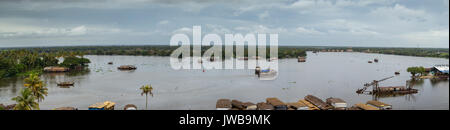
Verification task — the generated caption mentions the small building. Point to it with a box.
[44,66,69,72]
[326,98,347,109]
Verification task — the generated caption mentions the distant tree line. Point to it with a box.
[0,50,90,79]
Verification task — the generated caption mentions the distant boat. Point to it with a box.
[57,82,74,87]
[108,62,113,65]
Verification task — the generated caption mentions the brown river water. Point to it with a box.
[0,52,448,110]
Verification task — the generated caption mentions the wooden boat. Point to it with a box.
[374,58,379,62]
[368,61,373,63]
[108,62,113,65]
[88,101,116,110]
[395,72,400,75]
[118,65,137,70]
[57,82,74,86]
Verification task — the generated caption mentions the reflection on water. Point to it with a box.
[0,52,448,110]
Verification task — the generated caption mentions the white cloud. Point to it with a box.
[295,27,324,35]
[370,4,428,22]
[158,20,170,25]
[258,11,270,20]
[401,29,449,47]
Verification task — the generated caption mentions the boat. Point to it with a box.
[108,62,113,65]
[57,82,74,87]
[374,58,379,62]
[368,61,373,63]
[395,72,400,75]
[88,101,116,110]
[118,65,137,70]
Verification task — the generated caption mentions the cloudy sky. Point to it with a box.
[0,0,448,48]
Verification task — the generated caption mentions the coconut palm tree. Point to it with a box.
[11,88,39,110]
[140,85,154,110]
[24,73,48,102]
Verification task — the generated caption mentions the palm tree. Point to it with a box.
[140,85,154,110]
[11,88,40,110]
[24,73,48,102]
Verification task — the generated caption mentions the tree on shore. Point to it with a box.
[24,73,47,102]
[11,88,39,110]
[407,66,426,77]
[140,85,154,110]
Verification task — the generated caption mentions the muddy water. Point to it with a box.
[0,52,448,110]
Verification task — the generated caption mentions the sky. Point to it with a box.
[0,0,448,48]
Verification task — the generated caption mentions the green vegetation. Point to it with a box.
[60,56,91,69]
[407,66,426,77]
[0,49,90,79]
[140,84,154,110]
[24,73,48,102]
[11,87,40,110]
